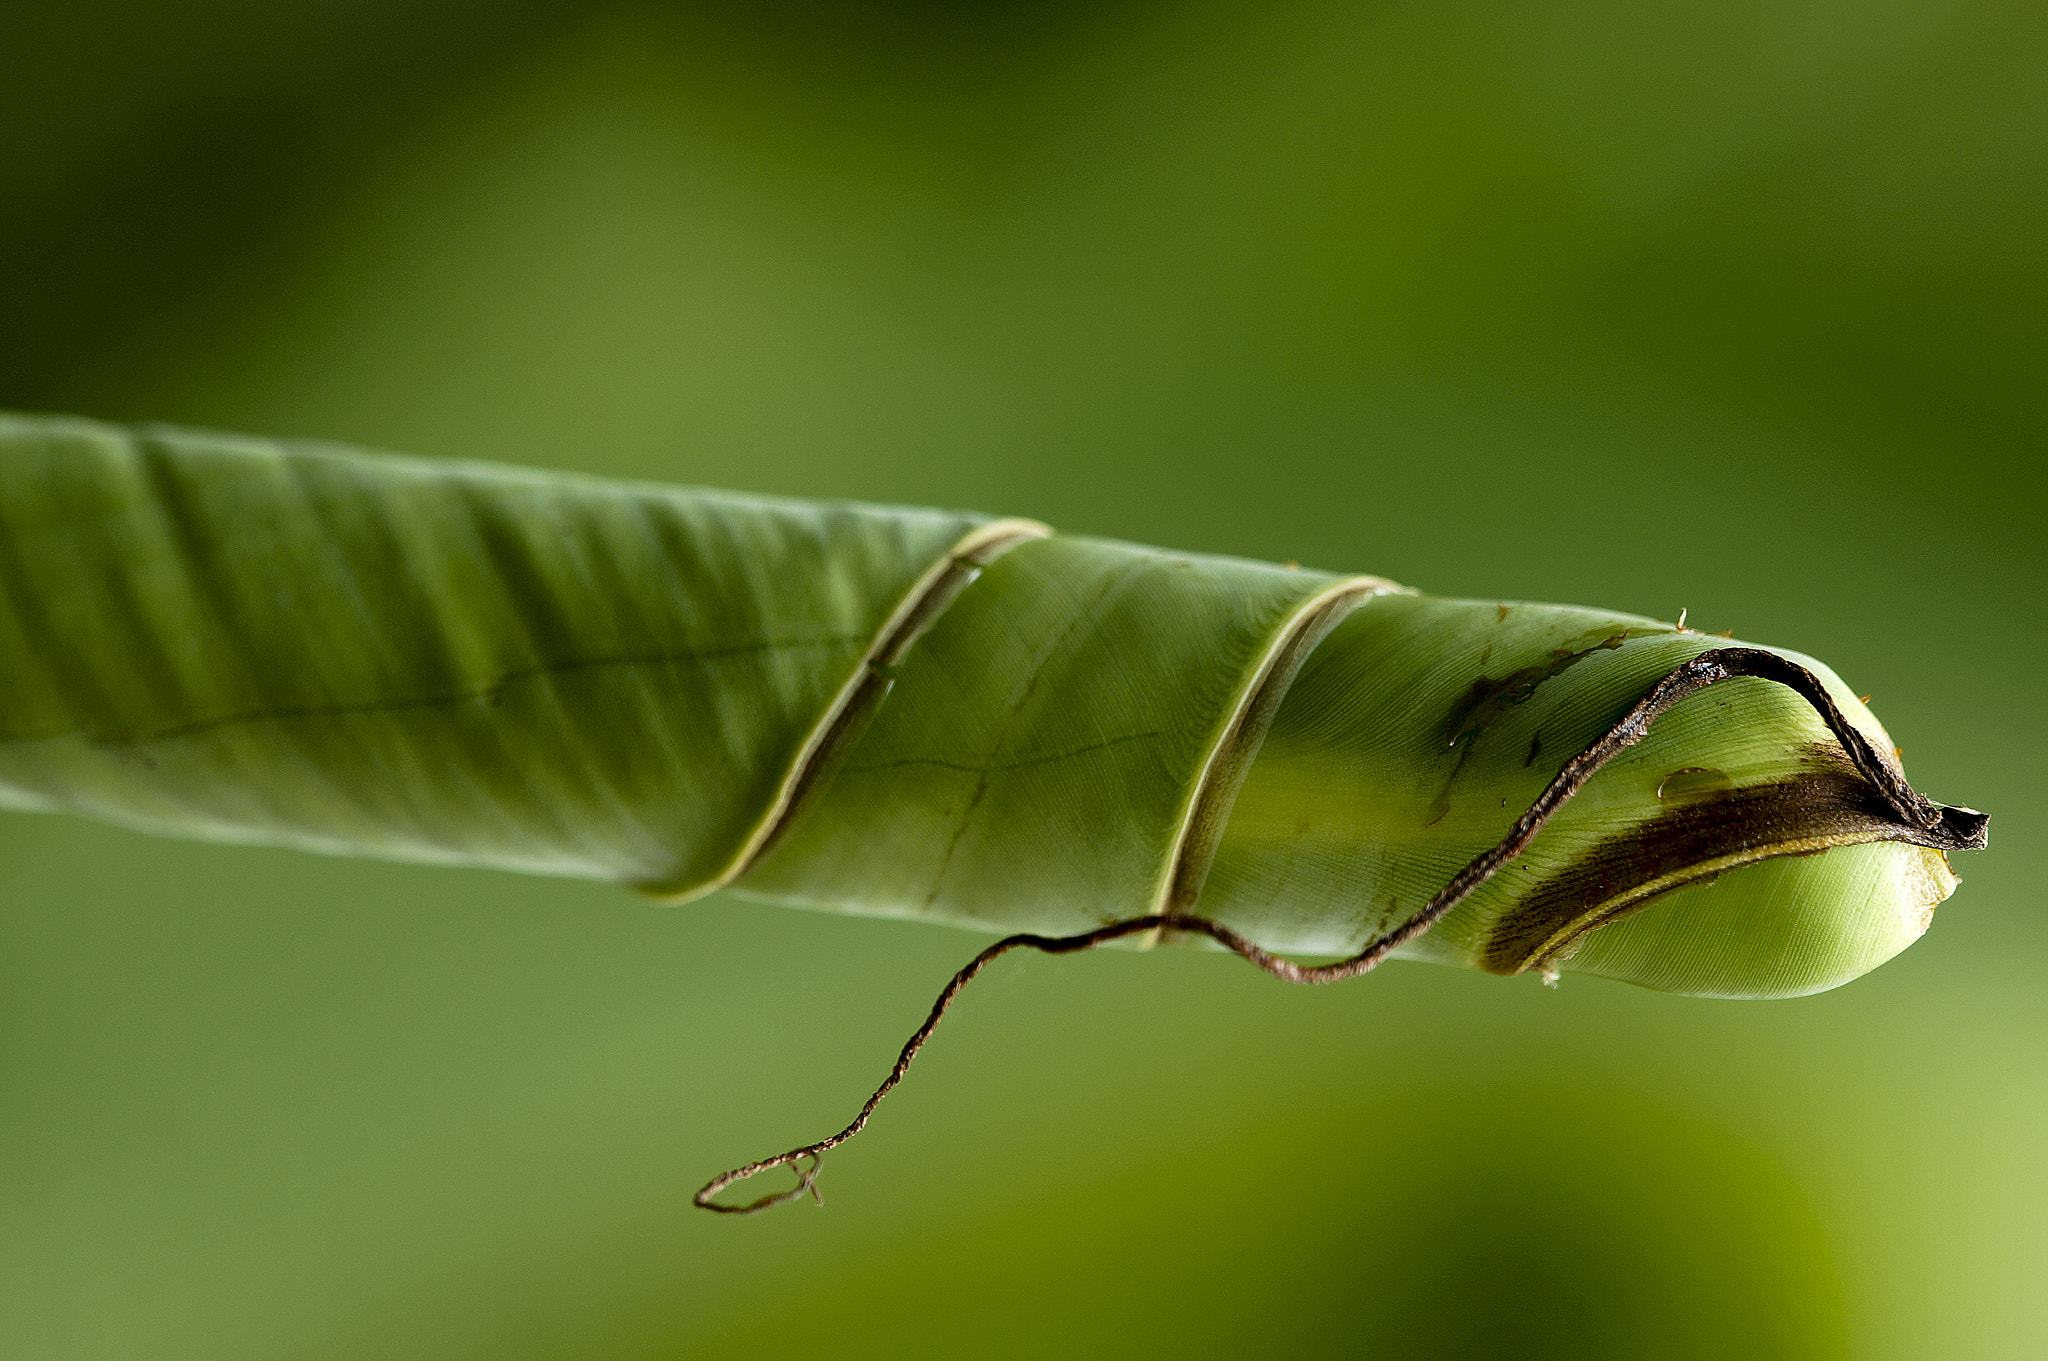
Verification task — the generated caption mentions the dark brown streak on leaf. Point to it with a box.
[1443,628,1640,750]
[1480,751,1917,976]
[1424,627,1642,825]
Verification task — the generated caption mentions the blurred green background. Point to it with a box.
[3,1,2042,1356]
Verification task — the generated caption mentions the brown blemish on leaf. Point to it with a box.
[1480,747,1921,976]
[1421,746,1472,826]
[1424,627,1643,824]
[1443,628,1641,750]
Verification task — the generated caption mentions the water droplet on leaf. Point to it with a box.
[1657,766,1732,801]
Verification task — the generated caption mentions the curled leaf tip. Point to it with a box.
[697,648,1986,1213]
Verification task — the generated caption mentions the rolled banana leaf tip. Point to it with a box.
[696,648,1988,1207]
[0,412,1986,1213]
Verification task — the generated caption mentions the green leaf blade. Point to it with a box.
[733,535,1389,933]
[0,413,999,892]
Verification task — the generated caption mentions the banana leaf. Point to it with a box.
[0,412,1985,1006]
